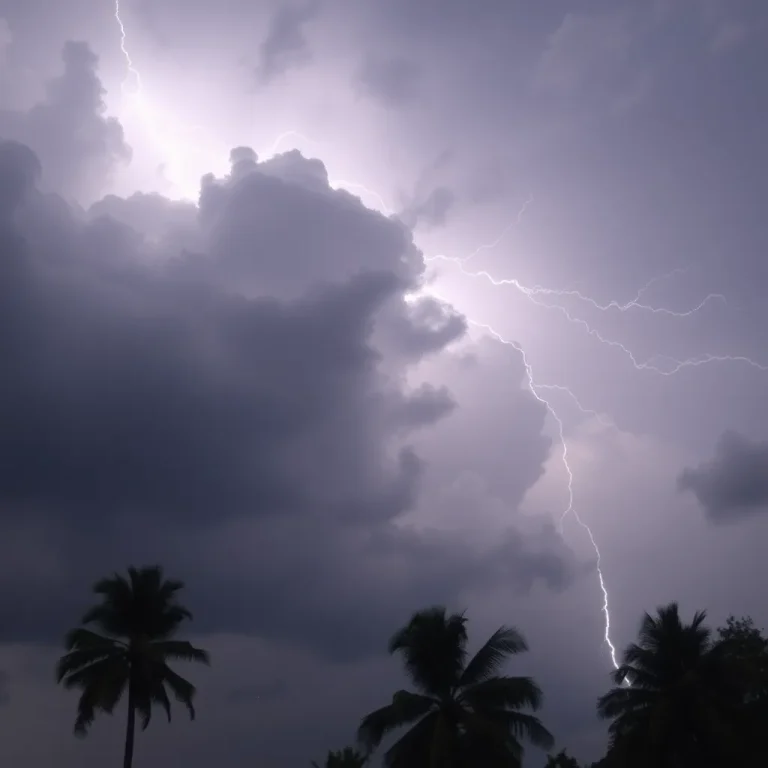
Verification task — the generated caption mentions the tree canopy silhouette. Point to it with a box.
[597,602,742,768]
[358,605,553,768]
[56,565,210,768]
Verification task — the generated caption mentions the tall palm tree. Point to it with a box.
[56,565,210,768]
[312,746,368,768]
[597,602,741,768]
[357,606,553,768]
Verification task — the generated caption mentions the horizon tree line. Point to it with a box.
[55,565,768,768]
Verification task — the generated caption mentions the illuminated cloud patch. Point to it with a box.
[0,42,130,202]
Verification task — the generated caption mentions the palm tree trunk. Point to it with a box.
[123,680,136,768]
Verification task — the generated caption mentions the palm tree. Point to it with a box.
[56,565,210,768]
[312,746,368,768]
[597,602,742,768]
[357,606,553,768]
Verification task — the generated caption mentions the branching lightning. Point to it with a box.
[522,267,727,318]
[427,252,768,376]
[461,194,534,264]
[432,302,621,670]
[108,1,765,677]
[422,217,765,673]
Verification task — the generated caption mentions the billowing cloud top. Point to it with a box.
[0,42,583,664]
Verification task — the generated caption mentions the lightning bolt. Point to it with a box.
[419,276,620,669]
[460,314,620,669]
[113,0,230,198]
[461,193,534,264]
[114,0,141,95]
[427,253,767,376]
[523,267,727,318]
[422,214,763,672]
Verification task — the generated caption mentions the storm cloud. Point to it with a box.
[0,41,130,201]
[0,43,582,664]
[678,431,768,523]
[1,1,767,766]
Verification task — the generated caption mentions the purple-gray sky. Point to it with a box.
[1,0,767,765]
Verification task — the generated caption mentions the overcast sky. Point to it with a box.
[1,0,767,766]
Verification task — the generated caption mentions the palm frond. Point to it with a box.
[61,655,127,693]
[70,657,129,735]
[82,566,193,639]
[381,710,439,768]
[320,747,368,768]
[56,642,122,682]
[73,695,97,738]
[460,675,544,712]
[490,709,555,750]
[97,665,129,715]
[151,640,210,665]
[388,607,468,696]
[63,627,120,652]
[460,626,528,687]
[609,660,656,689]
[146,678,172,729]
[461,710,524,763]
[460,720,524,768]
[358,691,436,752]
[597,686,655,721]
[160,665,197,720]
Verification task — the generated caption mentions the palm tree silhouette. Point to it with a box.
[56,565,210,768]
[358,605,553,768]
[597,602,741,767]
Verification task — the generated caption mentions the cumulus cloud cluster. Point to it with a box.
[0,42,130,201]
[0,41,584,662]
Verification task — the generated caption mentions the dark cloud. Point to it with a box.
[0,140,41,216]
[255,1,320,85]
[678,431,768,522]
[356,55,422,107]
[6,2,768,765]
[0,42,130,202]
[0,56,580,660]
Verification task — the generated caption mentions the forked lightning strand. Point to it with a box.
[455,311,620,670]
[114,0,141,94]
[427,253,768,375]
